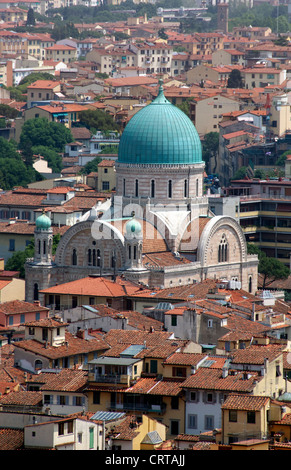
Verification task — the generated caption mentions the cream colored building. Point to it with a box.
[97,160,116,192]
[0,278,25,302]
[190,94,241,135]
[45,45,77,64]
[242,67,286,89]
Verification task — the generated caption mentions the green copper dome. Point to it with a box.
[125,215,142,235]
[118,80,202,165]
[36,211,51,230]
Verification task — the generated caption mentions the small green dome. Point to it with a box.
[36,212,51,230]
[125,216,142,235]
[118,80,202,166]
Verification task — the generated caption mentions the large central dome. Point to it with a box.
[118,80,203,166]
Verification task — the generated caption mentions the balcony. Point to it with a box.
[108,401,167,414]
[93,373,130,385]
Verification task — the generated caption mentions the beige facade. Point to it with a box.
[190,94,240,135]
[45,45,77,64]
[97,160,116,192]
[0,278,25,302]
[242,67,286,89]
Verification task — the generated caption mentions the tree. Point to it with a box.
[5,241,34,278]
[19,118,73,154]
[247,243,290,289]
[227,69,244,88]
[26,8,35,26]
[80,156,101,175]
[202,132,219,173]
[77,109,120,133]
[5,234,61,278]
[0,138,42,189]
[158,28,168,40]
[31,145,63,173]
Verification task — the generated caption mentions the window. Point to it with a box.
[208,319,213,328]
[170,420,179,435]
[9,239,15,251]
[218,233,228,262]
[67,421,74,434]
[247,411,256,424]
[20,314,25,324]
[150,360,157,373]
[171,396,179,409]
[93,391,100,404]
[168,180,172,198]
[72,248,77,266]
[9,316,13,326]
[151,179,155,198]
[135,179,139,197]
[102,181,110,191]
[78,433,83,443]
[188,414,197,429]
[58,422,65,435]
[229,410,237,422]
[171,315,177,327]
[184,179,188,198]
[44,395,52,405]
[205,415,214,430]
[172,367,186,378]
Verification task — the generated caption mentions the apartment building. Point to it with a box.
[44,44,77,64]
[190,93,241,135]
[242,66,286,89]
[227,177,291,265]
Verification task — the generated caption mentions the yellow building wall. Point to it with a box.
[0,278,25,302]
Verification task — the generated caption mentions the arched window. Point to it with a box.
[249,276,252,293]
[184,179,188,198]
[218,234,228,263]
[43,240,46,255]
[38,240,41,255]
[97,249,101,267]
[168,180,172,198]
[88,249,92,265]
[151,179,155,198]
[133,245,137,260]
[196,178,199,197]
[34,283,39,301]
[128,245,131,260]
[72,248,77,266]
[123,178,126,196]
[135,179,139,197]
[92,249,96,266]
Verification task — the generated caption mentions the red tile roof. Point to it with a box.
[0,428,23,450]
[39,275,142,297]
[221,394,270,411]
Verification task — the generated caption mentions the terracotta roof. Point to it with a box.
[230,345,284,365]
[0,390,43,406]
[105,76,158,87]
[27,80,60,90]
[91,306,164,331]
[0,300,49,315]
[104,329,173,348]
[14,331,109,360]
[125,377,183,396]
[37,369,88,392]
[39,275,142,297]
[0,428,23,450]
[182,368,260,392]
[221,394,270,411]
